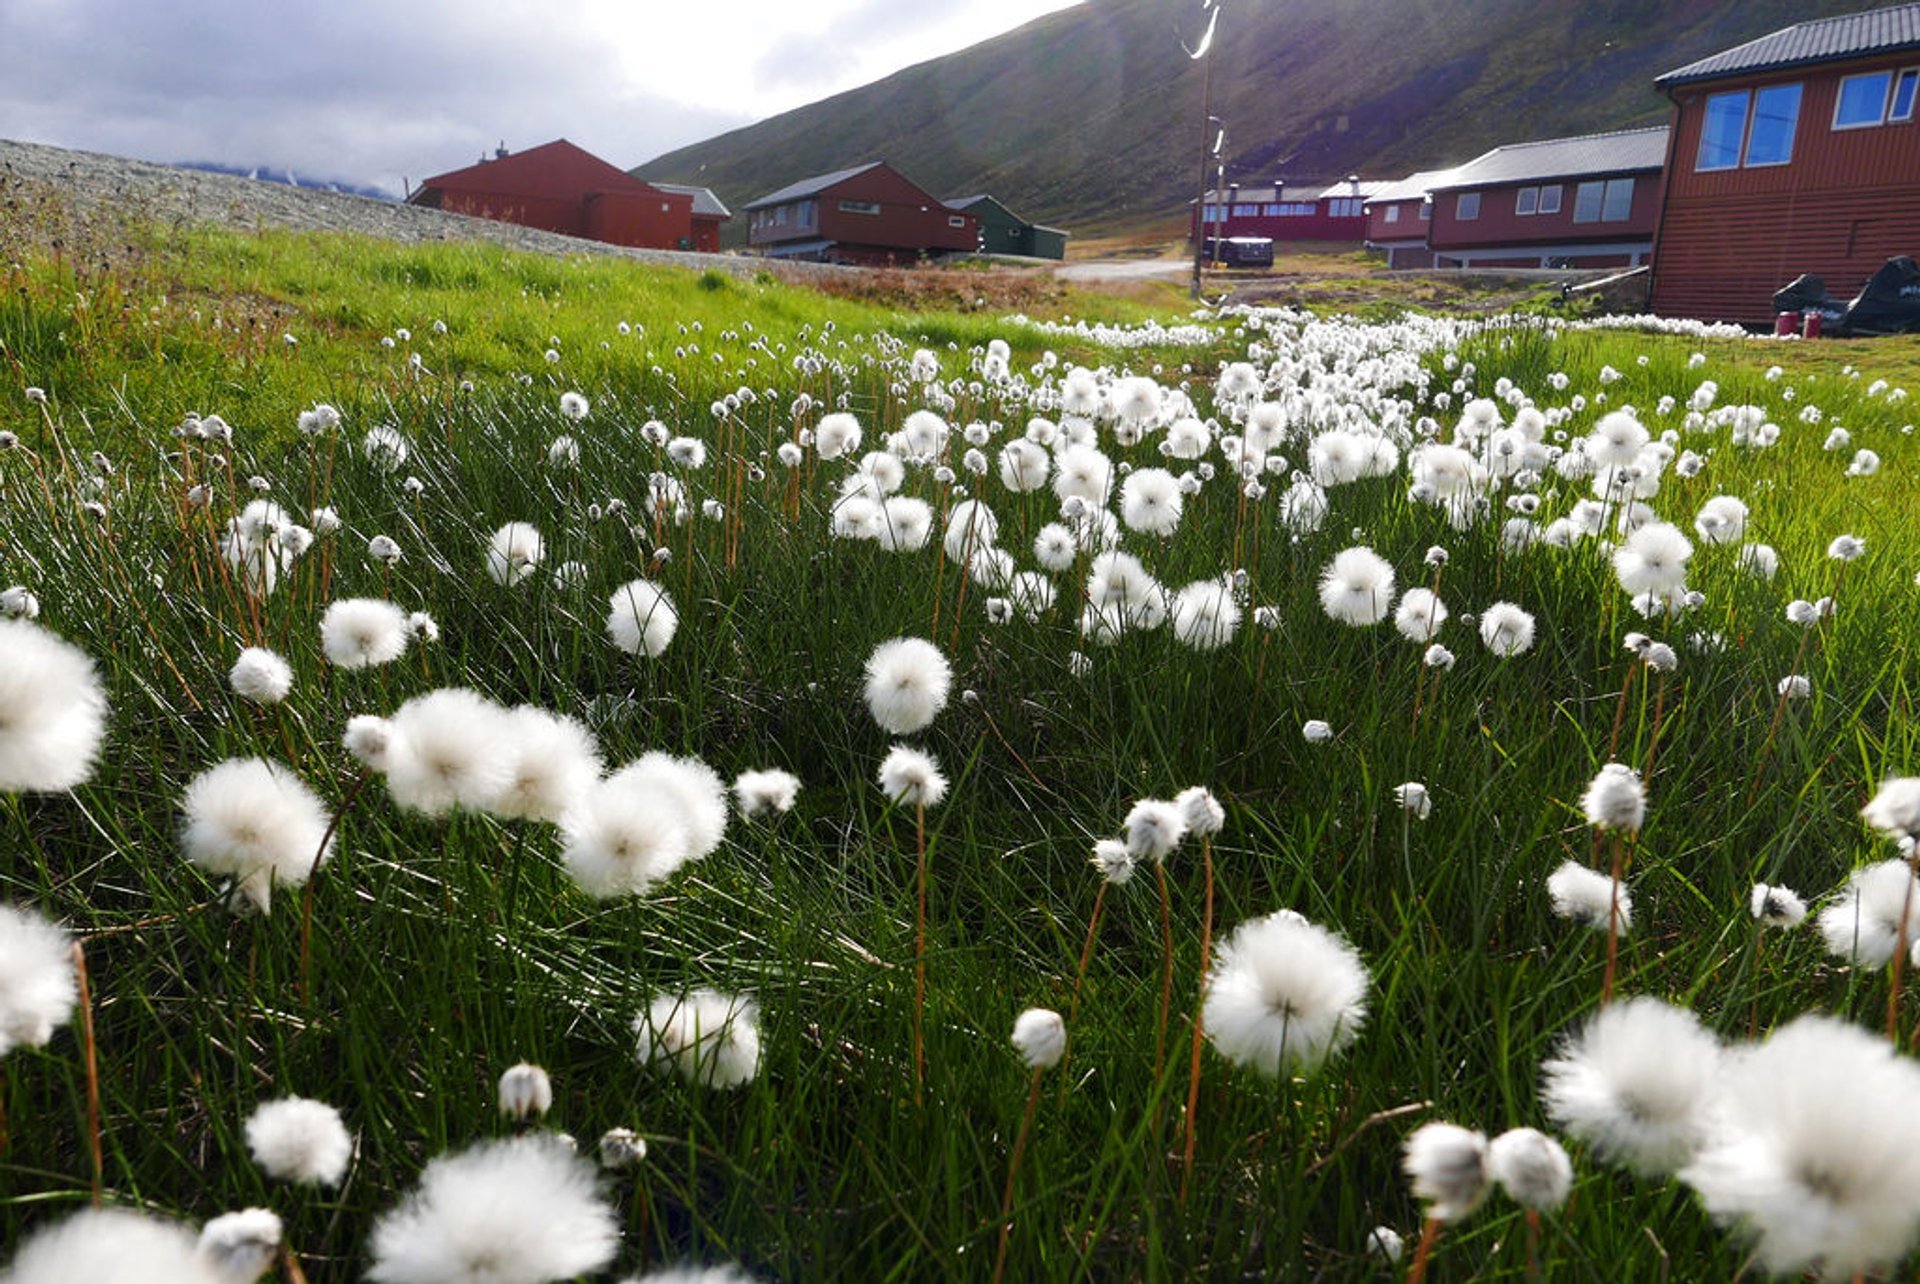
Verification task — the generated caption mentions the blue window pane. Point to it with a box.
[1892,70,1918,122]
[1836,72,1891,127]
[1698,91,1749,169]
[1745,84,1802,165]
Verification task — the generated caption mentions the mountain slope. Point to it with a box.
[634,0,1893,237]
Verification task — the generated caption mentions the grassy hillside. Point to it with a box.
[5,211,1920,1281]
[634,0,1892,237]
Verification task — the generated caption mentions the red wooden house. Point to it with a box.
[1362,169,1458,268]
[409,139,714,252]
[743,162,977,265]
[650,183,732,254]
[1190,177,1388,246]
[1650,3,1920,323]
[1424,127,1668,270]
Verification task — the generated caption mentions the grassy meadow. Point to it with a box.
[3,214,1920,1282]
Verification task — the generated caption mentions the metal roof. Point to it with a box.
[1312,178,1394,201]
[742,162,884,210]
[1364,168,1463,204]
[1195,178,1385,204]
[651,183,730,219]
[1658,3,1920,86]
[1427,127,1669,191]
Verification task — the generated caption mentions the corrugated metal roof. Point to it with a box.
[1658,2,1920,86]
[652,183,730,219]
[1428,127,1669,190]
[743,162,884,210]
[1195,178,1384,203]
[1313,179,1394,201]
[1364,169,1463,204]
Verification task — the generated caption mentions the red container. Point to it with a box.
[1802,310,1823,339]
[1774,312,1799,336]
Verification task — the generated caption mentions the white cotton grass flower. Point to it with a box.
[1749,883,1807,929]
[1546,860,1630,932]
[1828,533,1866,561]
[484,523,544,587]
[1011,1007,1067,1069]
[1119,467,1183,536]
[877,496,933,552]
[1487,1128,1573,1212]
[1478,601,1536,657]
[1679,1013,1920,1280]
[196,1207,283,1283]
[1402,1123,1491,1221]
[0,618,109,792]
[498,1063,553,1123]
[1777,674,1811,700]
[597,1127,646,1170]
[362,425,409,471]
[1394,782,1431,820]
[1580,762,1646,834]
[942,499,998,565]
[3,1208,223,1284]
[181,758,333,914]
[614,753,729,860]
[0,903,76,1055]
[1302,719,1334,744]
[1,585,40,619]
[1540,996,1721,1177]
[863,637,952,736]
[377,689,518,817]
[733,768,800,818]
[606,578,678,658]
[1393,588,1448,644]
[1201,910,1369,1078]
[635,990,761,1089]
[491,707,600,824]
[245,1096,353,1186]
[229,647,293,706]
[617,1266,757,1284]
[1318,546,1396,627]
[367,1136,618,1284]
[1816,858,1920,966]
[877,745,947,808]
[1587,411,1649,469]
[1052,444,1114,507]
[342,714,398,772]
[1176,785,1225,837]
[1612,522,1692,597]
[559,773,691,898]
[1366,1226,1405,1264]
[1033,523,1078,572]
[367,534,403,565]
[1862,777,1920,841]
[1170,579,1239,651]
[558,391,589,421]
[1693,495,1748,545]
[1123,798,1187,863]
[814,412,861,460]
[1090,838,1136,885]
[319,598,410,670]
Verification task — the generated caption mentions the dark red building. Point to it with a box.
[1650,4,1920,323]
[1425,127,1668,270]
[1190,178,1387,246]
[409,139,717,252]
[743,162,977,265]
[650,183,732,254]
[1363,169,1456,268]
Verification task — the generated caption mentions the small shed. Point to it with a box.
[409,139,697,251]
[650,183,731,253]
[946,195,1068,260]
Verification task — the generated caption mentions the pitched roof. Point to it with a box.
[1364,169,1463,204]
[1658,3,1920,86]
[1194,178,1385,204]
[1312,179,1394,201]
[652,183,730,218]
[742,162,884,210]
[1428,127,1669,191]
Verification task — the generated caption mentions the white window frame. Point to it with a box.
[1599,177,1635,222]
[947,215,966,228]
[1743,83,1802,166]
[1538,185,1563,215]
[1891,67,1920,122]
[1834,70,1895,129]
[839,199,880,215]
[1515,187,1538,216]
[1456,192,1481,221]
[1697,90,1751,171]
[1383,204,1400,224]
[1571,181,1604,224]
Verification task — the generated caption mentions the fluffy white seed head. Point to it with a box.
[383,689,518,817]
[877,745,947,809]
[1541,997,1721,1177]
[484,523,545,587]
[1119,467,1184,536]
[1580,763,1646,834]
[490,707,601,824]
[181,758,333,914]
[498,1063,553,1123]
[1318,547,1396,627]
[1863,777,1920,840]
[4,1208,222,1284]
[1546,860,1630,932]
[319,598,410,670]
[1393,588,1448,644]
[1487,1128,1573,1211]
[1202,911,1369,1078]
[863,637,952,735]
[0,903,76,1055]
[614,753,729,860]
[1403,1123,1490,1222]
[635,990,760,1089]
[1478,601,1536,657]
[1817,858,1920,966]
[246,1096,352,1186]
[229,648,293,705]
[1090,838,1136,886]
[606,578,679,658]
[1123,798,1187,863]
[367,1137,618,1284]
[560,773,691,898]
[1749,883,1807,928]
[0,618,109,792]
[733,768,800,819]
[1613,522,1693,597]
[1011,1007,1067,1069]
[196,1208,282,1283]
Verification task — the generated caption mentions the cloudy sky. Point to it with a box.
[0,0,1082,195]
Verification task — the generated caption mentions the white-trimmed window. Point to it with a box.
[1572,178,1635,223]
[1698,90,1750,169]
[1893,68,1920,121]
[1836,70,1895,127]
[1515,187,1538,215]
[947,215,966,228]
[1538,185,1562,214]
[1699,84,1802,167]
[1383,204,1401,224]
[1419,201,1432,221]
[1456,192,1481,221]
[839,200,880,215]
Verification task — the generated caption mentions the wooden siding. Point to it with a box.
[1429,174,1661,253]
[1190,203,1368,244]
[414,141,698,251]
[1364,198,1429,244]
[1652,52,1920,322]
[751,164,975,260]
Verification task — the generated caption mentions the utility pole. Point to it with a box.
[1188,4,1222,301]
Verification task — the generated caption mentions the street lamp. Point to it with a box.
[1187,3,1223,301]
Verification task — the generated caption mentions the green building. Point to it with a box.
[946,194,1068,261]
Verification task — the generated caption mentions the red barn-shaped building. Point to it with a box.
[744,162,977,265]
[410,139,712,252]
[1191,177,1387,246]
[1425,128,1668,270]
[1650,4,1920,323]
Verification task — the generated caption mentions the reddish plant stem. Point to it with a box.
[72,941,104,1205]
[1179,836,1216,1201]
[991,1065,1047,1284]
[1406,1217,1443,1284]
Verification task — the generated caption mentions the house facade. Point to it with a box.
[1424,127,1668,269]
[1191,178,1388,245]
[1650,4,1920,323]
[650,183,732,254]
[744,162,977,265]
[1362,170,1456,268]
[947,195,1068,260]
[409,140,706,251]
